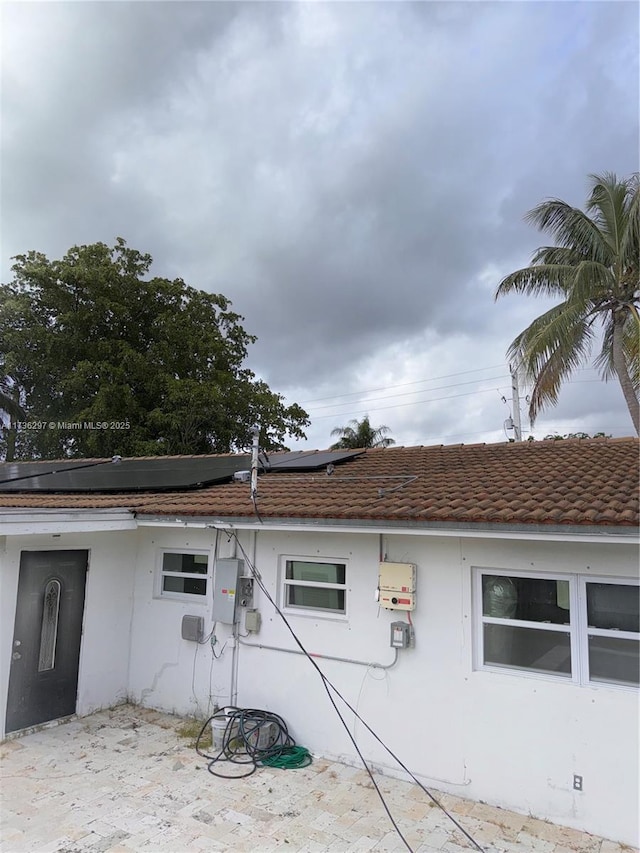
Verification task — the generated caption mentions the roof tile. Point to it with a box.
[0,438,638,529]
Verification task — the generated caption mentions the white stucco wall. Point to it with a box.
[2,520,638,845]
[126,527,236,718]
[0,529,137,739]
[228,531,639,845]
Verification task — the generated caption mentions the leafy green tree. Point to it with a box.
[496,172,639,434]
[330,415,395,449]
[0,239,308,459]
[542,432,610,440]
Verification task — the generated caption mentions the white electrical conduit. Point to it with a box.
[238,637,398,670]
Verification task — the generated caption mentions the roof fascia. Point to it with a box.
[0,508,137,536]
[136,515,639,545]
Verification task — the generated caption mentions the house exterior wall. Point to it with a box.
[2,522,637,845]
[237,530,639,846]
[0,530,136,739]
[126,527,235,717]
[125,526,638,846]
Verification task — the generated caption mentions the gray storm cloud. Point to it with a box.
[2,1,638,446]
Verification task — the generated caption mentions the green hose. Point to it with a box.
[261,746,312,769]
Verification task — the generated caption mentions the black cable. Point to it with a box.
[251,492,263,524]
[195,707,310,779]
[231,534,485,853]
[0,458,114,486]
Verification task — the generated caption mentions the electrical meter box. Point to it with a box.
[213,558,243,623]
[238,577,254,608]
[378,561,416,611]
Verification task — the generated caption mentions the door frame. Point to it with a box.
[3,547,91,735]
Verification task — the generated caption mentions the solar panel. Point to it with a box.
[265,450,364,471]
[0,449,363,493]
[0,456,251,493]
[0,459,97,486]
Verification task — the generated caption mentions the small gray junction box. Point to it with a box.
[181,615,204,643]
[245,609,262,633]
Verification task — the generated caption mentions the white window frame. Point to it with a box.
[578,576,640,688]
[473,568,578,683]
[473,568,638,690]
[156,548,212,602]
[280,555,348,619]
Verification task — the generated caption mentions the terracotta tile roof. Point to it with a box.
[1,438,638,529]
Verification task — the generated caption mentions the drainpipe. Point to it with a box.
[228,526,247,706]
[230,528,259,706]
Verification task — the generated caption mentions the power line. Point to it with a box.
[294,364,607,412]
[311,386,512,421]
[309,378,606,423]
[305,374,509,412]
[297,364,506,405]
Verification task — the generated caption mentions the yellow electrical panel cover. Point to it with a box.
[378,562,416,593]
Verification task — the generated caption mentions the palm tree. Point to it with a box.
[330,415,396,449]
[496,172,639,435]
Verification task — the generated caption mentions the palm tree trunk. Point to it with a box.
[612,311,640,435]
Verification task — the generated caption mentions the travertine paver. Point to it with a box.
[0,705,635,853]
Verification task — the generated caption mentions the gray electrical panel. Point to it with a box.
[212,558,243,623]
[181,615,204,643]
[390,621,414,649]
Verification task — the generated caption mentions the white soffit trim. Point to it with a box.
[136,516,639,546]
[0,508,136,535]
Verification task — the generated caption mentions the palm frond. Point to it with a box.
[595,310,640,392]
[330,415,394,449]
[618,173,640,272]
[506,300,595,423]
[525,200,613,267]
[495,264,574,300]
[568,260,614,304]
[586,172,633,255]
[530,246,590,266]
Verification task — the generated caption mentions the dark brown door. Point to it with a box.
[5,550,88,733]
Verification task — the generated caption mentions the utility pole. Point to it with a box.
[510,363,523,441]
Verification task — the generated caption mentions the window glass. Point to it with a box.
[38,579,61,672]
[163,575,207,596]
[284,559,347,614]
[162,553,208,575]
[482,575,570,625]
[483,624,571,676]
[287,586,345,611]
[588,636,639,686]
[586,583,639,633]
[286,561,345,585]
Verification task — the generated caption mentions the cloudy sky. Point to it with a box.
[2,1,638,449]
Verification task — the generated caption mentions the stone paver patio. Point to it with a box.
[0,705,634,853]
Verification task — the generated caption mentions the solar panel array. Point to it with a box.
[0,456,252,493]
[266,449,364,471]
[0,450,364,493]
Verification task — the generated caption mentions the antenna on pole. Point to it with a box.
[250,425,260,499]
[509,363,523,441]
